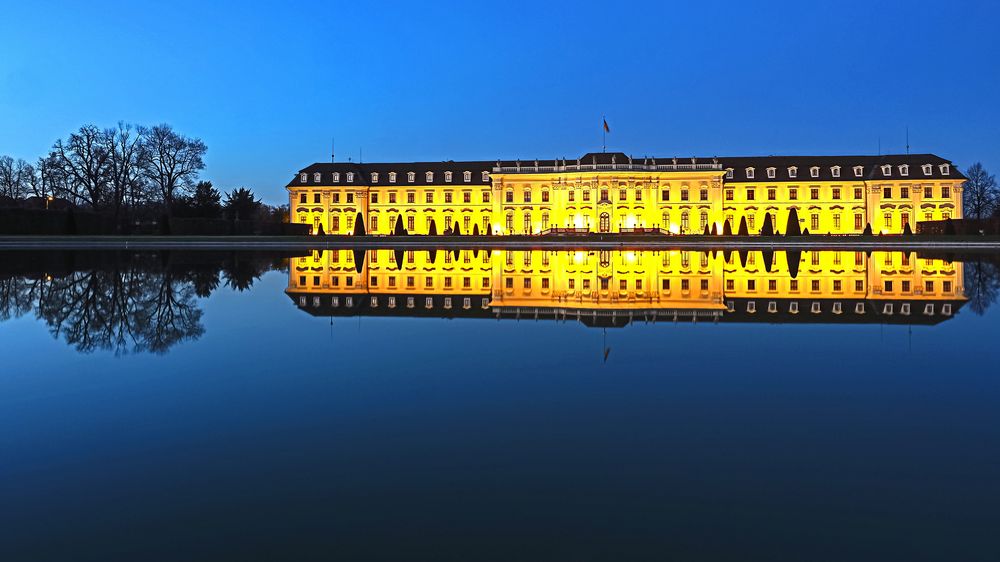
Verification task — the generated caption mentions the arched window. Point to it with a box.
[681,211,690,233]
[700,211,709,230]
[523,212,531,233]
[505,213,514,233]
[661,211,669,229]
[599,212,611,233]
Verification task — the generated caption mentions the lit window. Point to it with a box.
[346,172,354,182]
[332,172,340,182]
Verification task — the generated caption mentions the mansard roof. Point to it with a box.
[718,154,964,182]
[287,152,964,188]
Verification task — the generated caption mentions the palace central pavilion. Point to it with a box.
[287,152,965,236]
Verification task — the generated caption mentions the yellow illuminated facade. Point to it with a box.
[288,249,965,326]
[287,153,965,236]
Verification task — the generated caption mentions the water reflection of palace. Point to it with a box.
[287,249,966,327]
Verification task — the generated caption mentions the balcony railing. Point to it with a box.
[492,162,723,174]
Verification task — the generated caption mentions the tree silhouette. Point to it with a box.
[353,212,366,236]
[760,212,774,236]
[785,208,801,236]
[738,216,749,236]
[722,220,733,236]
[394,215,407,236]
[427,219,437,236]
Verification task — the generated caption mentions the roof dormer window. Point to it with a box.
[854,166,864,177]
[899,164,909,176]
[389,172,397,183]
[332,172,340,183]
[482,171,490,182]
[788,166,797,178]
[922,164,933,176]
[725,168,734,179]
[426,171,434,182]
[810,166,820,178]
[313,172,321,183]
[444,171,453,183]
[745,167,755,179]
[299,172,308,182]
[939,164,950,175]
[831,166,841,178]
[881,164,892,176]
[407,171,415,182]
[346,172,354,183]
[463,171,471,182]
[766,167,776,179]
[371,172,379,183]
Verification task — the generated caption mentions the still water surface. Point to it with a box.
[1,249,999,560]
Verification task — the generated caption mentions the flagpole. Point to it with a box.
[602,115,606,153]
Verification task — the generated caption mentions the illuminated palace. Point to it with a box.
[288,152,964,235]
[287,249,965,327]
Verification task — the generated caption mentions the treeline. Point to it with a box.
[0,122,289,233]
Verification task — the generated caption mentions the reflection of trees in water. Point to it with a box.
[0,251,287,355]
[964,260,1000,316]
[36,268,203,355]
[0,277,44,321]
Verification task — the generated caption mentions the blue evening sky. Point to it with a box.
[1,0,997,204]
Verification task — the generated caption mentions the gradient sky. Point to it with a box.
[1,0,997,205]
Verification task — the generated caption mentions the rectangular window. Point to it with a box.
[767,188,776,201]
[371,193,378,204]
[700,189,708,201]
[681,189,689,201]
[942,186,951,198]
[856,280,864,292]
[832,188,841,200]
[445,192,453,203]
[725,189,733,201]
[901,187,909,199]
[407,192,415,204]
[746,189,755,201]
[855,214,863,230]
[811,214,819,231]
[425,192,433,203]
[854,187,863,200]
[884,187,892,199]
[463,192,471,203]
[388,193,396,204]
[810,188,819,200]
[662,189,670,201]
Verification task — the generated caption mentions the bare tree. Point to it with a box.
[0,156,34,200]
[27,156,54,198]
[139,124,206,213]
[48,124,114,209]
[962,163,998,219]
[107,122,148,223]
